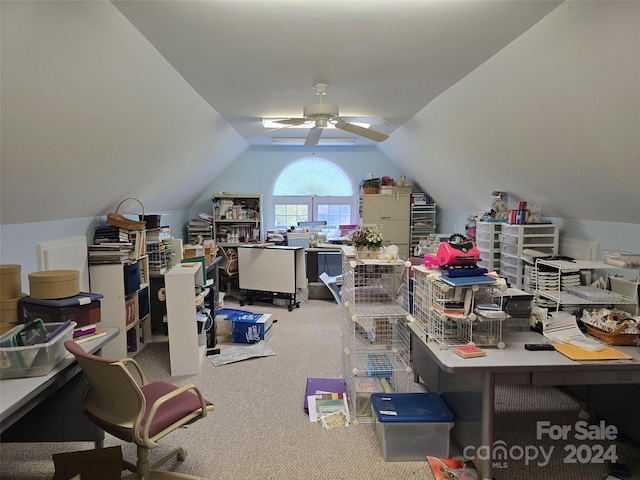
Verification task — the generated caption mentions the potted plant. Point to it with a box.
[350,225,384,258]
[360,177,380,194]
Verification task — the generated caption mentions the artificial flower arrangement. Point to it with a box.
[350,225,384,250]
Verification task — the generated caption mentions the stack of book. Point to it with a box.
[94,226,129,244]
[88,243,132,264]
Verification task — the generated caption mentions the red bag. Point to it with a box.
[437,233,480,267]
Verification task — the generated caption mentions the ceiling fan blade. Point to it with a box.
[304,127,322,147]
[275,118,310,126]
[335,121,389,142]
[341,116,389,126]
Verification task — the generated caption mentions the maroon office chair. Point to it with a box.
[65,340,214,480]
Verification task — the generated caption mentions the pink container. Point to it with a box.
[424,253,439,268]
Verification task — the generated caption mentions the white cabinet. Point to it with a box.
[165,262,208,376]
[361,194,410,259]
[89,256,150,359]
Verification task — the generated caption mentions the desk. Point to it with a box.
[305,244,342,283]
[0,328,118,446]
[409,325,640,480]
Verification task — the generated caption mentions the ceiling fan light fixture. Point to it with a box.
[272,137,356,146]
[263,118,370,129]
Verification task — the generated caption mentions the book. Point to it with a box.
[74,328,107,344]
[440,274,498,287]
[452,344,486,358]
[308,392,350,424]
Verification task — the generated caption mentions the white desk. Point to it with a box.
[409,325,640,480]
[238,245,306,311]
[0,328,119,446]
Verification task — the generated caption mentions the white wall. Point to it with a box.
[0,210,190,291]
[189,145,412,227]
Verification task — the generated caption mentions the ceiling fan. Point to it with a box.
[273,83,389,147]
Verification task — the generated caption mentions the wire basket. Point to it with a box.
[106,198,146,230]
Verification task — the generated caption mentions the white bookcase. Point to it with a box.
[89,255,150,359]
[165,262,208,376]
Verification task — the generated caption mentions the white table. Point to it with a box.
[0,328,119,446]
[238,245,306,311]
[409,325,640,480]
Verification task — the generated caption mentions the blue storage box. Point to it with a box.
[231,313,273,344]
[371,393,454,461]
[123,262,140,295]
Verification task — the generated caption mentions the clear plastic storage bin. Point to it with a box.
[0,321,76,378]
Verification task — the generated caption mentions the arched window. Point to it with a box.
[268,155,357,229]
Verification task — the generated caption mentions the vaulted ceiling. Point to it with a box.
[1,1,638,227]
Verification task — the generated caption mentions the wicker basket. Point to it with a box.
[584,322,639,346]
[106,198,146,230]
[362,187,378,194]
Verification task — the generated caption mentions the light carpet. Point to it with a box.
[1,298,638,479]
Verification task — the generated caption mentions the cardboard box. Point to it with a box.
[231,313,273,344]
[371,393,454,462]
[184,246,204,259]
[28,270,79,300]
[52,446,123,480]
[0,264,22,299]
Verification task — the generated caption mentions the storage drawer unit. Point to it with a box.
[475,222,502,273]
[499,223,558,290]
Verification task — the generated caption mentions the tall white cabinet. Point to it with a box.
[165,262,208,376]
[361,194,411,259]
[89,256,150,359]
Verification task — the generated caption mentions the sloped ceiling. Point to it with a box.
[1,1,247,225]
[1,1,638,227]
[379,1,640,224]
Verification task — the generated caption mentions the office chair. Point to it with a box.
[218,248,240,296]
[64,341,214,480]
